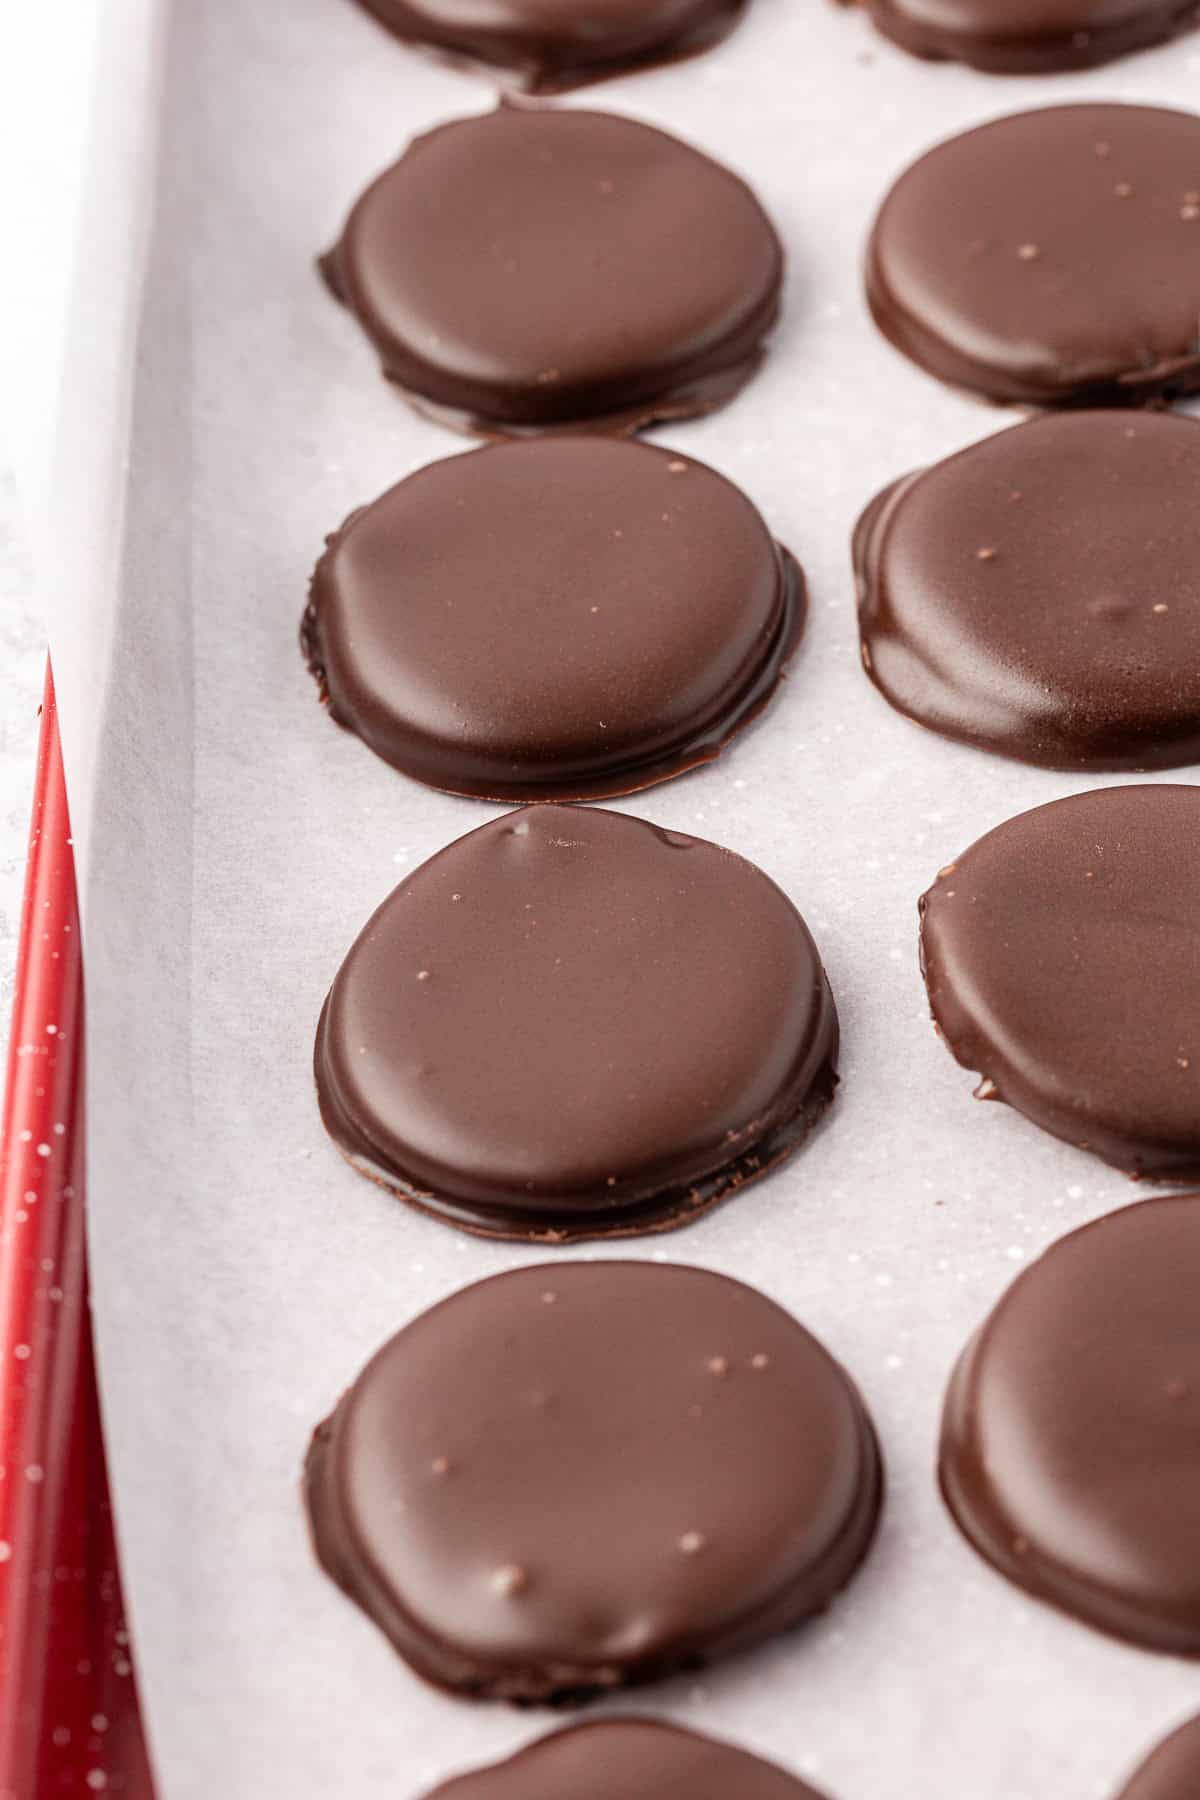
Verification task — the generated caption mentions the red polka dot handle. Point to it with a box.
[0,665,156,1800]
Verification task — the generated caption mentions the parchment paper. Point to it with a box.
[29,0,1200,1792]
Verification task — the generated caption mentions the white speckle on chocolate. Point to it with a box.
[491,1564,528,1597]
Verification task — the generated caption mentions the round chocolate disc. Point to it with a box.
[352,0,748,92]
[324,105,783,435]
[1115,1716,1200,1800]
[303,438,804,801]
[866,104,1200,407]
[920,784,1200,1179]
[316,804,838,1239]
[423,1719,830,1799]
[306,1261,882,1699]
[854,411,1200,771]
[859,0,1199,73]
[940,1194,1200,1654]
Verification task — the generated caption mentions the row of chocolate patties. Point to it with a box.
[302,12,1200,1794]
[353,0,1200,83]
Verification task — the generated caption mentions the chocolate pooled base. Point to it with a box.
[351,0,748,93]
[305,1262,882,1702]
[419,1719,833,1799]
[858,0,1200,74]
[315,805,839,1242]
[322,105,784,437]
[316,1007,836,1241]
[302,438,805,802]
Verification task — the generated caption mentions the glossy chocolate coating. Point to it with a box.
[303,438,804,801]
[324,106,783,435]
[860,0,1199,73]
[866,104,1200,407]
[1115,1715,1200,1799]
[306,1261,882,1699]
[315,805,838,1239]
[941,1194,1200,1655]
[352,0,748,92]
[422,1719,830,1799]
[854,412,1200,771]
[920,785,1200,1179]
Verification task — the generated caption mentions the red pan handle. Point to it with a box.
[0,663,156,1798]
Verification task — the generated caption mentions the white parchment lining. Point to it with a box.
[18,0,1200,1793]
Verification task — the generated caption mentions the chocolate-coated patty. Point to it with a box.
[858,0,1199,73]
[324,105,783,435]
[866,104,1200,407]
[941,1194,1200,1655]
[304,438,803,800]
[352,0,748,91]
[421,1719,831,1799]
[920,784,1200,1179]
[854,411,1200,771]
[306,1262,882,1700]
[316,805,838,1239]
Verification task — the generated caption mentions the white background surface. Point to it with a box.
[7,1,1200,1797]
[0,0,152,1052]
